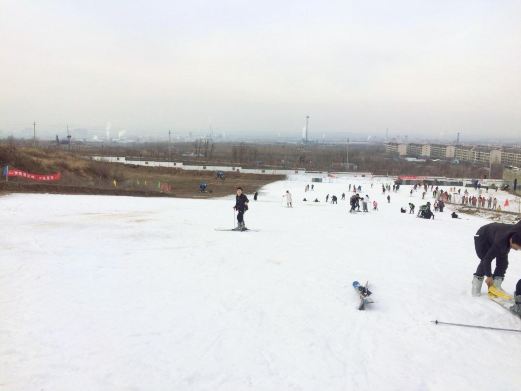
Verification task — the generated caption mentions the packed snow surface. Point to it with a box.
[1,177,521,390]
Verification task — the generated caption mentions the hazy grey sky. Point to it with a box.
[1,0,520,139]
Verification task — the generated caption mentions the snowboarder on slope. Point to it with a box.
[472,221,521,297]
[233,187,249,231]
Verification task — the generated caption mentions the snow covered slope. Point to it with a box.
[1,178,521,390]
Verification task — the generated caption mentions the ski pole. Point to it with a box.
[431,320,521,333]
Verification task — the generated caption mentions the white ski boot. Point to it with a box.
[510,295,521,317]
[493,276,504,290]
[472,275,484,297]
[491,276,512,298]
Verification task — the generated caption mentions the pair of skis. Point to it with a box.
[488,287,520,318]
[214,228,259,232]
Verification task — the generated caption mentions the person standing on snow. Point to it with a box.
[233,187,249,231]
[471,221,521,299]
[409,203,415,214]
[362,196,369,212]
[387,194,391,203]
[284,190,293,208]
[349,194,359,212]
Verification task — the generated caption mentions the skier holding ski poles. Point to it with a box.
[471,221,521,303]
[233,187,249,231]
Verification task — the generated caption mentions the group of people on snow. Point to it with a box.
[231,179,521,319]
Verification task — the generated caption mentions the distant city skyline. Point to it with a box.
[1,1,520,140]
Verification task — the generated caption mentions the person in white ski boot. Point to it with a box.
[233,187,249,231]
[471,222,521,298]
[511,279,521,317]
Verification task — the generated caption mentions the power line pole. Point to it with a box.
[168,130,172,160]
[33,121,36,147]
[346,137,350,169]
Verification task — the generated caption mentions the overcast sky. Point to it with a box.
[1,0,520,140]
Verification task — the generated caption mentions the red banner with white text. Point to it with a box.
[7,168,61,181]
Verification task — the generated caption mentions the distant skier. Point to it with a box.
[326,194,329,203]
[409,203,415,214]
[233,187,249,231]
[471,221,521,297]
[418,202,434,219]
[341,193,345,200]
[350,194,361,212]
[331,195,338,204]
[362,197,368,212]
[387,195,391,203]
[254,191,258,201]
[284,190,293,208]
[372,200,378,211]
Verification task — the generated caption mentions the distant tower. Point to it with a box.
[456,132,460,144]
[302,115,310,143]
[67,124,72,151]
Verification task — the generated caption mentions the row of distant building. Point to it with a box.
[385,143,521,166]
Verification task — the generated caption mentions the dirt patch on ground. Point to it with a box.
[451,204,520,223]
[0,146,283,198]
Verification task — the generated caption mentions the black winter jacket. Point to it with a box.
[475,221,521,276]
[235,194,249,212]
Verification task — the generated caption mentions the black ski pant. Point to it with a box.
[474,237,508,278]
[516,279,521,296]
[237,210,245,224]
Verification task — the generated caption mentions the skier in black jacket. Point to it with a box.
[233,187,249,231]
[472,221,521,298]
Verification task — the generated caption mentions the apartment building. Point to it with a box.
[386,142,520,166]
